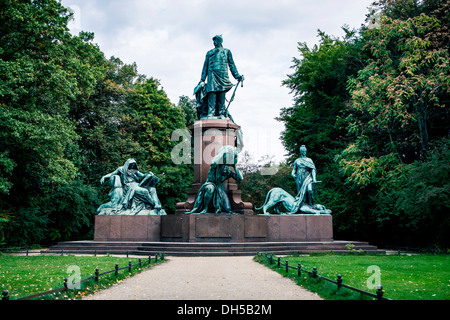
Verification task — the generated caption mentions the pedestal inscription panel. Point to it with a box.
[94,214,333,242]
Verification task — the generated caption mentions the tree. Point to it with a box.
[0,0,111,244]
[338,10,449,189]
[68,55,144,184]
[177,95,197,128]
[278,29,369,237]
[126,78,193,214]
[0,0,88,201]
[279,29,366,166]
[334,1,450,247]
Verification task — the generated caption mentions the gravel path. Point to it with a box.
[83,256,323,300]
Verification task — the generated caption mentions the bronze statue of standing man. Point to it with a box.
[194,35,244,120]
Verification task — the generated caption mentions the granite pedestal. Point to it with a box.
[175,119,253,215]
[94,214,333,242]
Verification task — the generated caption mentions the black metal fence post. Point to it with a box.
[94,268,99,283]
[128,260,132,273]
[64,278,68,292]
[377,285,384,300]
[337,274,342,290]
[256,252,391,300]
[2,290,9,301]
[115,263,119,276]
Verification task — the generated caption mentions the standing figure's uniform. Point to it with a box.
[197,35,243,119]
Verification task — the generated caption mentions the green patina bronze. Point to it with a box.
[194,35,244,120]
[187,145,243,214]
[257,145,331,215]
[97,159,166,215]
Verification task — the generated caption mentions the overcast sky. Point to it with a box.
[61,0,375,164]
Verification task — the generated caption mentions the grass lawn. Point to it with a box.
[255,253,450,300]
[0,254,164,300]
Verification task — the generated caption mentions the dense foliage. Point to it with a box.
[276,0,449,248]
[0,0,192,246]
[1,0,448,250]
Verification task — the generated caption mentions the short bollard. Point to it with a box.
[94,268,99,283]
[64,278,69,292]
[2,290,9,301]
[155,254,158,263]
[270,254,273,264]
[297,263,302,277]
[337,274,342,289]
[148,255,152,264]
[139,258,142,268]
[115,263,119,276]
[128,260,132,272]
[312,267,317,278]
[277,257,280,268]
[285,260,289,273]
[376,285,384,300]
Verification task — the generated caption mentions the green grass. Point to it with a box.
[0,254,165,300]
[255,253,450,300]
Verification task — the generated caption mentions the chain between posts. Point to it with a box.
[2,252,166,300]
[258,252,390,300]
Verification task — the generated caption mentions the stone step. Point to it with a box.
[44,240,384,256]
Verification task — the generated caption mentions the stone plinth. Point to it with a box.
[160,214,333,242]
[94,214,333,242]
[94,215,161,241]
[175,119,253,214]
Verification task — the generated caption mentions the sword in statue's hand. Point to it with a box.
[226,75,244,112]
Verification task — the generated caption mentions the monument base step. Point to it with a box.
[44,240,385,256]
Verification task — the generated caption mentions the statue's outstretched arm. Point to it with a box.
[100,168,120,184]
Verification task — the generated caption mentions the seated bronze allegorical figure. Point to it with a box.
[187,145,243,214]
[97,159,166,216]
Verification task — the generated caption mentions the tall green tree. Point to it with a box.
[338,8,449,189]
[335,0,449,247]
[126,78,193,214]
[0,0,107,245]
[279,29,365,167]
[0,0,86,200]
[68,55,144,184]
[278,29,369,237]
